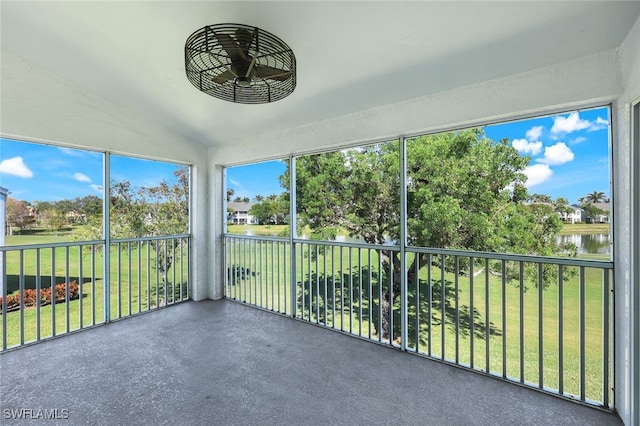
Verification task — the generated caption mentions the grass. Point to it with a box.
[559,223,609,235]
[1,240,189,349]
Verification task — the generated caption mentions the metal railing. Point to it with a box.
[1,235,190,351]
[224,234,614,409]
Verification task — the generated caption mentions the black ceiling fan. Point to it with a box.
[185,24,296,104]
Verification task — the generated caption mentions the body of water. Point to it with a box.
[557,233,610,255]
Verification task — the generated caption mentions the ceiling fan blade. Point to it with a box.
[212,69,235,84]
[212,31,248,62]
[253,64,291,81]
[245,56,257,78]
[235,27,258,51]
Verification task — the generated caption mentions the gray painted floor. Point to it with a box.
[0,300,622,426]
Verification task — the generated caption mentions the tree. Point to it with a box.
[529,193,552,204]
[582,203,606,223]
[249,194,288,224]
[285,129,567,339]
[226,188,235,202]
[5,197,36,235]
[79,166,190,301]
[582,191,607,204]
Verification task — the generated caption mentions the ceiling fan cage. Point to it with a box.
[185,24,296,104]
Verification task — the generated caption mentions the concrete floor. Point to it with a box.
[0,300,622,426]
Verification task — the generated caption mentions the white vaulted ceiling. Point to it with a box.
[2,1,639,153]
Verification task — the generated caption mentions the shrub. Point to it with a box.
[0,281,80,312]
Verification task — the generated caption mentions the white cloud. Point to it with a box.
[0,156,33,178]
[512,138,542,155]
[569,136,586,145]
[537,142,574,165]
[588,116,609,131]
[550,112,591,134]
[74,172,92,183]
[90,184,103,192]
[525,125,543,141]
[524,164,553,187]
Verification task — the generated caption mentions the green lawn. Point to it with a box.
[1,240,189,349]
[559,223,609,235]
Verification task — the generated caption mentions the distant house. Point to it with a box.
[559,204,584,224]
[227,202,257,225]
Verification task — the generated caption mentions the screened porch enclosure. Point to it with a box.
[1,2,639,425]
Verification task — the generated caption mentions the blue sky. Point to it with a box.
[0,139,183,202]
[1,107,609,205]
[226,106,611,205]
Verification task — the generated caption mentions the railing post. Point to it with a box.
[399,136,408,351]
[289,156,297,318]
[103,152,111,323]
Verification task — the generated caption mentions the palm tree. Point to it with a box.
[583,190,607,204]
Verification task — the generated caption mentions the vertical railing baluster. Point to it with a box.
[538,262,544,389]
[340,246,344,331]
[324,245,328,325]
[603,268,610,408]
[415,253,420,353]
[19,249,25,346]
[51,247,56,337]
[519,261,525,384]
[470,257,474,369]
[378,249,382,343]
[2,251,6,350]
[271,241,275,311]
[137,241,142,312]
[79,246,84,329]
[349,247,353,334]
[155,240,160,309]
[259,240,263,308]
[389,250,394,345]
[277,241,281,313]
[65,246,70,333]
[127,242,132,314]
[359,247,363,336]
[579,266,586,401]
[117,242,122,317]
[427,253,432,357]
[316,244,320,323]
[440,254,445,360]
[36,248,41,341]
[368,248,372,340]
[332,245,336,328]
[300,243,305,319]
[454,256,460,364]
[501,259,506,378]
[146,242,151,310]
[92,245,96,325]
[485,258,490,374]
[558,264,564,395]
[172,238,177,304]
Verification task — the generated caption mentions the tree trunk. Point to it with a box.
[379,252,423,341]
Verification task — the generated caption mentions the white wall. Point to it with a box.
[614,12,640,426]
[0,51,212,302]
[0,186,7,297]
[212,49,622,165]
